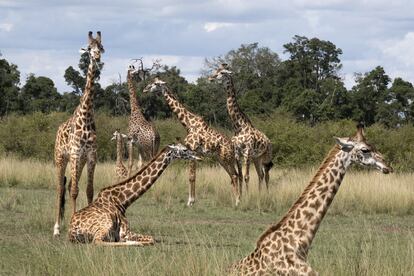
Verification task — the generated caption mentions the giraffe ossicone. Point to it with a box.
[68,143,200,245]
[228,125,392,275]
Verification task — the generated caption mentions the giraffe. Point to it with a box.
[53,31,104,237]
[143,78,241,206]
[127,64,160,175]
[68,143,201,245]
[111,129,129,180]
[209,64,273,192]
[228,125,392,275]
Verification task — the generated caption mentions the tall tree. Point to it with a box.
[20,74,61,113]
[0,58,20,115]
[279,35,345,123]
[350,66,391,126]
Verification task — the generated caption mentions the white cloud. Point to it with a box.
[0,23,13,32]
[204,22,235,32]
[380,32,414,67]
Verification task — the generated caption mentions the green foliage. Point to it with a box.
[19,74,61,113]
[0,112,411,171]
[0,58,20,115]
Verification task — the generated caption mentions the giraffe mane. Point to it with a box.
[100,147,169,192]
[255,145,341,246]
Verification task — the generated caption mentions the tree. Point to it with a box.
[203,43,282,122]
[279,35,345,123]
[63,52,106,113]
[350,66,391,126]
[19,74,61,113]
[0,58,20,115]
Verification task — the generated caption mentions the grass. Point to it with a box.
[0,156,413,275]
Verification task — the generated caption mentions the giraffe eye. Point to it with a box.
[361,148,370,153]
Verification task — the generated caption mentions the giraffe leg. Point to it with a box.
[137,152,143,170]
[86,150,96,204]
[187,160,196,206]
[253,158,265,192]
[69,155,86,214]
[243,157,251,192]
[119,216,155,245]
[127,140,134,177]
[236,157,243,193]
[53,156,68,237]
[219,159,241,206]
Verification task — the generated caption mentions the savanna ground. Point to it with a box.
[0,157,413,275]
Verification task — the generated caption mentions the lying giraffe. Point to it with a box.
[111,129,129,180]
[143,78,241,206]
[53,31,104,237]
[68,144,200,245]
[209,64,273,192]
[229,125,392,275]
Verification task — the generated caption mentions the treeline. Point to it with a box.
[0,112,412,171]
[1,35,414,128]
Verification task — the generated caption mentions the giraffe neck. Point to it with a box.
[78,57,96,114]
[127,73,144,116]
[162,86,198,129]
[100,147,173,210]
[257,145,351,255]
[224,78,252,132]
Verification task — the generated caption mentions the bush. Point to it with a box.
[0,112,411,171]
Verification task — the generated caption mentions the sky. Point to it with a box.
[1,0,414,93]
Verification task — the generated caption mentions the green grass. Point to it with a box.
[0,157,413,275]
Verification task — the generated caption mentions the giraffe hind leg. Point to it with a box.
[54,158,68,237]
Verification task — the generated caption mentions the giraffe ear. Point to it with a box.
[334,137,354,150]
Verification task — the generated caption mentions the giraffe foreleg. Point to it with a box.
[242,155,251,192]
[253,158,265,192]
[119,216,155,245]
[127,139,134,177]
[86,150,96,204]
[69,154,86,214]
[187,160,197,206]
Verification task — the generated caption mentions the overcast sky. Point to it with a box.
[1,0,414,92]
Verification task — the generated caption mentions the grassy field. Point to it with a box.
[0,156,413,275]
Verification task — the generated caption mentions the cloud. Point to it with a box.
[204,22,235,33]
[380,32,414,67]
[0,23,13,32]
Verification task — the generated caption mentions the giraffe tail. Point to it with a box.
[263,161,274,172]
[60,176,67,219]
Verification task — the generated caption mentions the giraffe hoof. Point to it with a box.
[186,198,195,206]
[53,224,60,237]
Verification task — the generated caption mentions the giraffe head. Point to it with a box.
[142,77,167,94]
[208,63,233,84]
[335,124,393,174]
[81,31,104,61]
[166,143,201,161]
[111,129,128,141]
[127,64,144,82]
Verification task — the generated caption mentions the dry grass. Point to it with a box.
[0,157,413,275]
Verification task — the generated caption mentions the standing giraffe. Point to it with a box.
[209,64,273,192]
[68,144,200,245]
[143,78,241,206]
[111,129,129,180]
[53,31,104,237]
[127,64,160,175]
[228,125,392,275]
